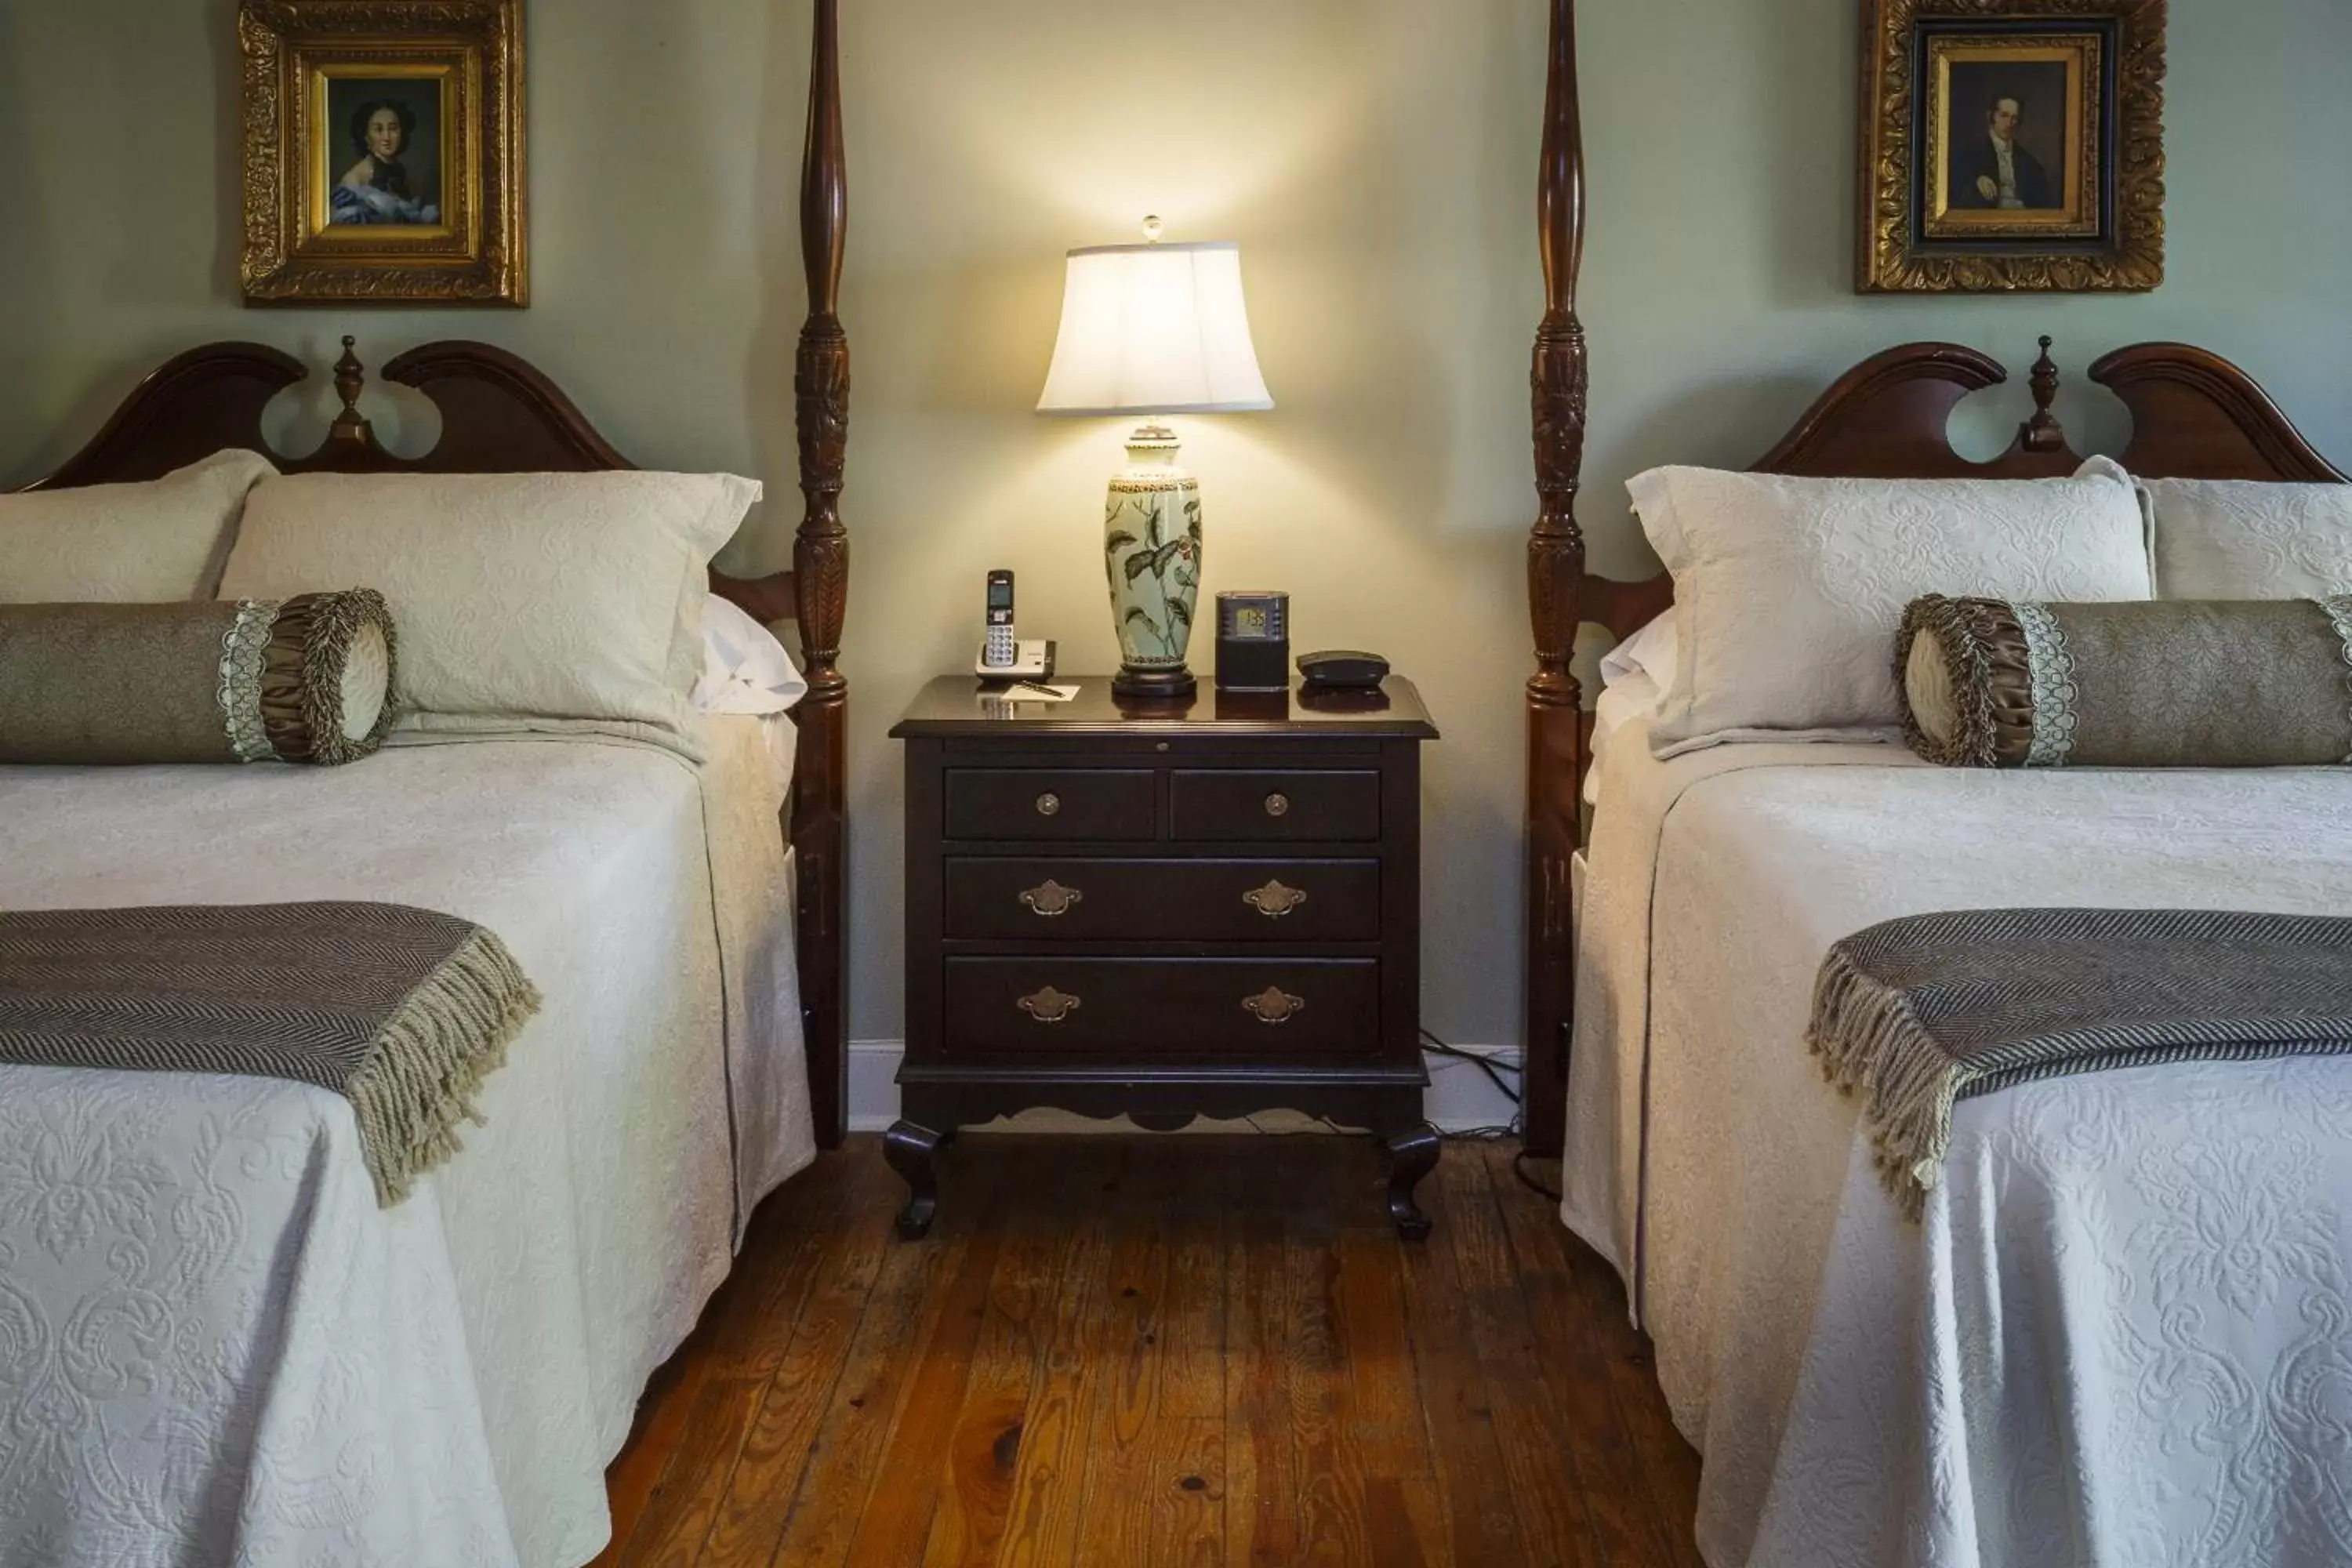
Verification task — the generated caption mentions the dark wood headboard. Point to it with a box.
[11,0,855,1150]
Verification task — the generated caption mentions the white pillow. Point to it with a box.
[0,450,276,603]
[2143,478,2352,600]
[1628,459,2152,757]
[1599,607,1678,699]
[1584,609,1676,807]
[220,470,760,759]
[693,593,808,715]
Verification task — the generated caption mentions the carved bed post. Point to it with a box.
[1523,0,1586,1159]
[793,0,851,1149]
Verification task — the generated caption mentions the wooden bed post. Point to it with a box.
[793,0,852,1149]
[1523,0,1586,1159]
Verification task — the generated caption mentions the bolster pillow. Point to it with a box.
[1897,594,2352,768]
[0,590,397,766]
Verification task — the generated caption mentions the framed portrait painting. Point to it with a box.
[1859,0,2165,292]
[239,0,526,305]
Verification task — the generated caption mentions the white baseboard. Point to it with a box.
[845,1038,1523,1135]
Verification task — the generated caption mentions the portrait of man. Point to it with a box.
[323,78,443,227]
[1942,60,2071,214]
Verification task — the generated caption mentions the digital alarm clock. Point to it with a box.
[1214,590,1290,693]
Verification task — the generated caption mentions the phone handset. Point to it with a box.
[975,568,1057,683]
[983,569,1016,670]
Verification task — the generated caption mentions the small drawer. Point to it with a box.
[946,858,1381,942]
[1170,770,1380,842]
[945,769,1156,841]
[943,957,1379,1058]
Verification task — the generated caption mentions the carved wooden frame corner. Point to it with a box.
[1859,0,2165,294]
[238,0,527,306]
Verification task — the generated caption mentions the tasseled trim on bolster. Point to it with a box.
[1896,595,2038,769]
[260,589,399,765]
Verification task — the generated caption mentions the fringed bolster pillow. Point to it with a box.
[1897,594,2352,768]
[0,590,396,765]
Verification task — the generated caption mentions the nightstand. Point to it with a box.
[887,676,1442,1239]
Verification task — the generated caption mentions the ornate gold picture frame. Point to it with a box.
[1860,0,2165,293]
[239,0,526,306]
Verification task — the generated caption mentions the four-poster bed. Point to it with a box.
[1524,5,2352,1561]
[0,4,852,1563]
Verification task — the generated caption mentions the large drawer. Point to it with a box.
[942,957,1380,1058]
[1170,769,1380,842]
[944,768,1156,841]
[945,858,1381,942]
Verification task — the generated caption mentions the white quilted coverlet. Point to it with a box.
[1568,726,2352,1567]
[0,716,813,1568]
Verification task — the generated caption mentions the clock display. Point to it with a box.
[1214,590,1291,693]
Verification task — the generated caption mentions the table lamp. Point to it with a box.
[1037,216,1273,699]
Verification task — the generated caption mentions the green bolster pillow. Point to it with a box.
[0,590,397,766]
[1898,594,2352,768]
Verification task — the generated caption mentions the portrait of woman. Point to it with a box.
[241,0,524,304]
[326,84,441,227]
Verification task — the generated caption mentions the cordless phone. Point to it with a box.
[973,568,1056,682]
[983,570,1016,670]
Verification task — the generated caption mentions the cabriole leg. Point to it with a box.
[1382,1122,1442,1240]
[884,1120,946,1239]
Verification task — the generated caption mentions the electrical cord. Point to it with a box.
[1419,1027,1523,1105]
[1418,1025,1563,1202]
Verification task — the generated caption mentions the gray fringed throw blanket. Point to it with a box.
[1809,908,2352,1218]
[0,902,541,1206]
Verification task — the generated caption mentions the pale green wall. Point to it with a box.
[5,0,2347,1053]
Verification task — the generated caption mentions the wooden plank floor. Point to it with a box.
[590,1134,1703,1568]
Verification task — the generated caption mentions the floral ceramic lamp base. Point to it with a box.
[1104,423,1202,700]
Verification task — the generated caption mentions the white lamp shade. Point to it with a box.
[1036,241,1274,416]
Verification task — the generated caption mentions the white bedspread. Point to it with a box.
[0,715,813,1568]
[1567,724,2352,1568]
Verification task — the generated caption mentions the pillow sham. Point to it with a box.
[0,590,395,765]
[219,470,760,759]
[0,450,276,604]
[693,593,808,716]
[1628,460,2151,757]
[2143,477,2352,601]
[1898,593,2352,768]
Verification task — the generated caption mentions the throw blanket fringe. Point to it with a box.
[1807,907,2352,1220]
[351,930,543,1204]
[0,902,542,1207]
[1809,944,1973,1217]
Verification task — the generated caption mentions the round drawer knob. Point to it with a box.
[1035,792,1062,817]
[1263,792,1291,818]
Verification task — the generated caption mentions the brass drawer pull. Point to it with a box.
[1242,986,1305,1024]
[1242,879,1308,918]
[1035,792,1062,817]
[1018,985,1082,1024]
[1018,879,1083,917]
[1262,792,1291,818]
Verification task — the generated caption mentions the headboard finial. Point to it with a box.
[2022,335,2067,453]
[331,337,368,434]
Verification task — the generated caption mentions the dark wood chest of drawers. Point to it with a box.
[887,676,1440,1237]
